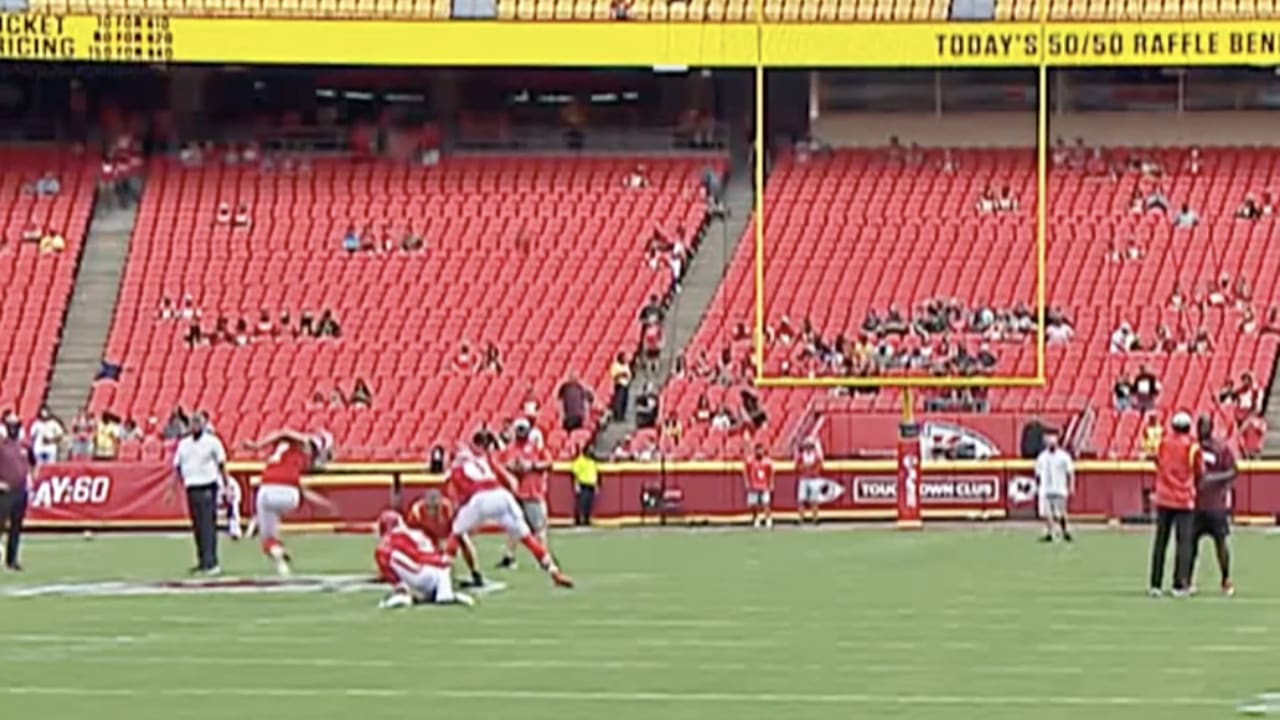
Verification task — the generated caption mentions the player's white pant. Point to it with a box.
[452,488,531,540]
[256,484,301,541]
[33,447,56,465]
[390,554,456,603]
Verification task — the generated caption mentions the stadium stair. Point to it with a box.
[45,201,139,422]
[596,172,755,455]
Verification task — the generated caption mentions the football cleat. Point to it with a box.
[379,591,413,610]
[551,569,575,589]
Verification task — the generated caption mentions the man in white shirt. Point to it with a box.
[1035,431,1075,543]
[171,412,227,575]
[29,406,64,465]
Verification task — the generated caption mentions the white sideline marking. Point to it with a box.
[5,652,1225,678]
[0,685,1232,708]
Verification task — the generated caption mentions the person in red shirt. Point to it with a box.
[240,429,338,576]
[374,510,473,609]
[496,419,553,569]
[1239,411,1266,460]
[743,443,774,529]
[442,431,572,589]
[1148,412,1204,597]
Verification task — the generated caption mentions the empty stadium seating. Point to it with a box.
[0,149,96,422]
[660,147,1279,459]
[22,0,1276,18]
[90,155,719,459]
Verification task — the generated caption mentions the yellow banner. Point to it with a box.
[0,14,1276,67]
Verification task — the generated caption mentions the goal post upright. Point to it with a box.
[750,11,1052,527]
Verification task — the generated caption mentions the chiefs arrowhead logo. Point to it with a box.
[813,479,845,506]
[1008,475,1038,504]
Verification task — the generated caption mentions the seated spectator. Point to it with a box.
[329,388,348,409]
[1145,185,1169,214]
[1235,276,1253,309]
[1154,324,1178,353]
[694,350,714,379]
[1109,322,1136,354]
[34,172,60,196]
[184,321,204,347]
[179,294,198,321]
[970,304,995,333]
[277,311,291,337]
[881,306,908,337]
[39,229,66,254]
[622,164,649,190]
[400,231,424,253]
[1132,365,1160,411]
[1237,194,1262,221]
[1128,190,1145,215]
[1173,203,1199,229]
[212,316,232,345]
[661,415,683,445]
[317,310,341,338]
[1240,412,1267,459]
[233,318,250,346]
[1264,191,1275,216]
[861,310,882,336]
[453,342,479,374]
[634,383,659,429]
[975,187,997,214]
[350,378,374,408]
[693,392,712,424]
[732,320,751,343]
[1184,146,1202,175]
[215,201,232,225]
[158,296,175,321]
[1113,373,1132,411]
[179,142,203,167]
[710,404,733,432]
[343,225,360,253]
[996,185,1018,212]
[773,315,796,346]
[1168,282,1186,311]
[1239,307,1259,335]
[975,343,998,369]
[1191,327,1215,354]
[255,310,273,337]
[1140,412,1163,459]
[1263,306,1280,335]
[233,202,252,227]
[482,342,503,374]
[1046,319,1074,345]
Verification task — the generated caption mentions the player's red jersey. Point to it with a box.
[795,444,823,476]
[261,441,310,488]
[744,458,774,491]
[500,441,551,501]
[375,527,450,583]
[446,451,505,505]
[1153,434,1203,510]
[405,495,455,541]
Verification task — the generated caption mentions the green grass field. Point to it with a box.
[0,527,1276,719]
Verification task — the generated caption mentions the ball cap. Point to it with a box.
[1171,412,1193,431]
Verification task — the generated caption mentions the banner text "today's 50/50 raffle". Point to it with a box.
[934,28,1280,64]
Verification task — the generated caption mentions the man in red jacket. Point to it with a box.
[1148,412,1204,598]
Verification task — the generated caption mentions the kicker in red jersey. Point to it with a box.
[261,441,311,488]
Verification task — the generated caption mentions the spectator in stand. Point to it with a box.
[639,294,664,327]
[1113,373,1132,411]
[609,352,632,421]
[481,342,503,374]
[33,171,60,196]
[740,388,767,431]
[1132,365,1160,412]
[184,319,204,348]
[1228,371,1259,426]
[975,186,997,214]
[93,412,122,461]
[233,318,250,346]
[1140,412,1164,459]
[1173,203,1200,229]
[622,164,649,190]
[163,407,190,441]
[1239,412,1266,460]
[38,228,66,255]
[452,342,479,374]
[254,310,273,338]
[351,378,374,409]
[69,410,94,459]
[342,226,360,254]
[557,373,590,433]
[1235,276,1253,311]
[641,322,664,375]
[975,343,998,370]
[710,404,734,433]
[317,310,341,339]
[29,406,63,465]
[140,418,165,462]
[1110,322,1136,354]
[996,185,1019,212]
[233,203,252,228]
[634,384,659,430]
[158,296,176,321]
[773,315,796,346]
[1190,327,1215,355]
[1236,194,1262,221]
[693,392,712,424]
[1145,184,1169,214]
[1046,317,1074,345]
[215,201,232,225]
[212,316,232,345]
[671,353,687,378]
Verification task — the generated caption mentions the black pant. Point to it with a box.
[0,488,28,568]
[575,485,596,526]
[186,485,219,570]
[610,384,629,421]
[1150,507,1194,591]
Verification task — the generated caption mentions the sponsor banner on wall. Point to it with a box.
[852,475,1002,508]
[28,463,188,524]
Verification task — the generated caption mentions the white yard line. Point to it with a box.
[0,651,1225,678]
[0,685,1234,708]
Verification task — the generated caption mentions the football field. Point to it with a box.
[0,527,1275,719]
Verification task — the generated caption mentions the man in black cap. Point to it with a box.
[1191,414,1236,596]
[0,410,34,570]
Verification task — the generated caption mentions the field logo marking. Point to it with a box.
[0,576,508,599]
